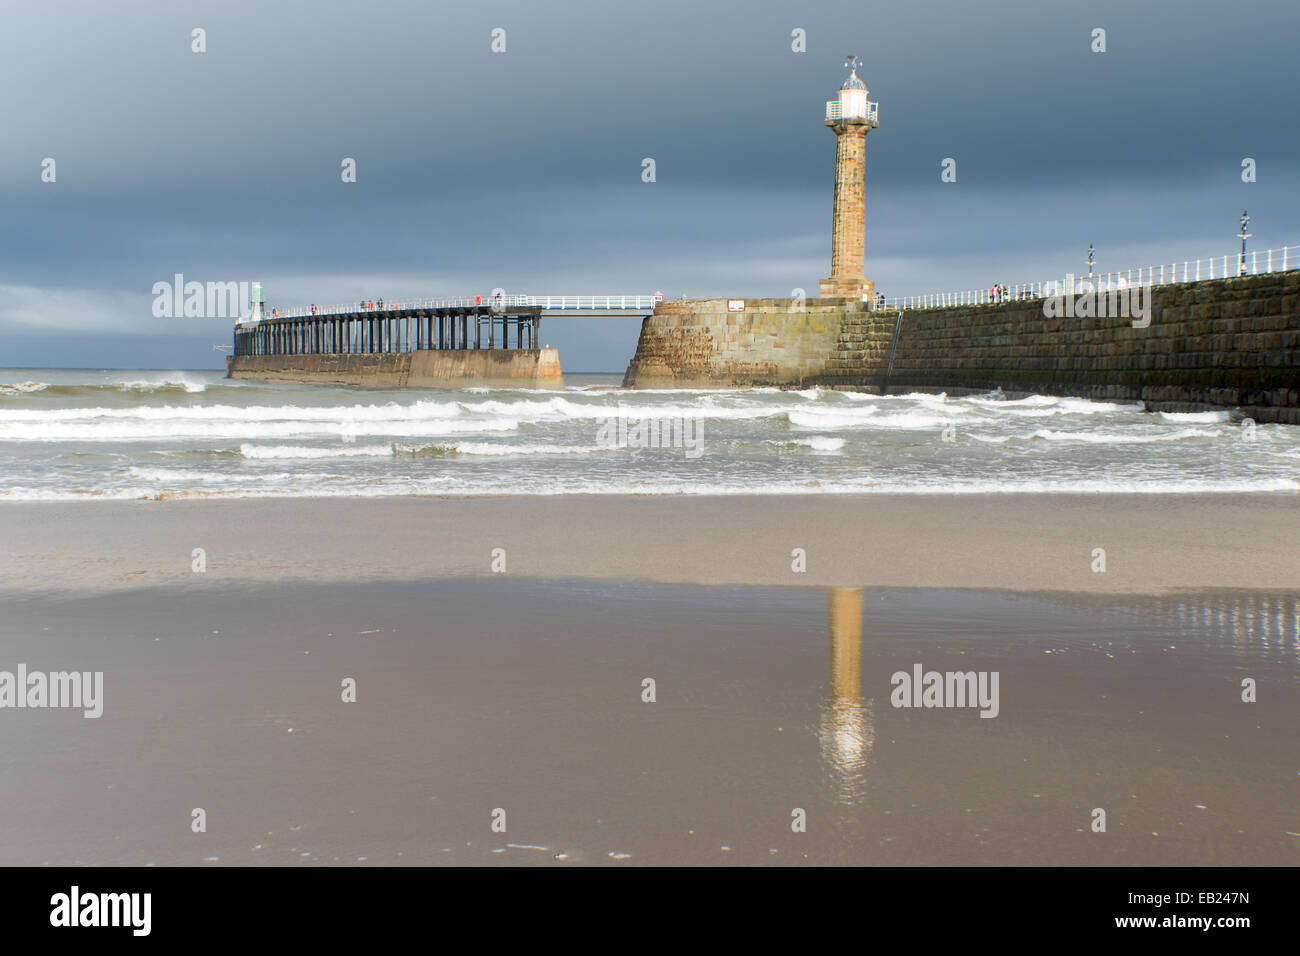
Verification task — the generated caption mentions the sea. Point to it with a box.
[1,369,1296,499]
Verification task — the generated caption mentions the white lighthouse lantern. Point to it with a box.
[826,56,878,127]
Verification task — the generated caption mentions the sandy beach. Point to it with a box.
[2,493,1298,595]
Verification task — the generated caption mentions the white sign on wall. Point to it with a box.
[727,300,745,312]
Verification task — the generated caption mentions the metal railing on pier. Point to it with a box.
[266,294,659,321]
[879,243,1299,312]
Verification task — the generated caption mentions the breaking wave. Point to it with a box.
[0,371,1295,499]
[238,441,604,460]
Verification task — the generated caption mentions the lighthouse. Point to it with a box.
[819,56,878,301]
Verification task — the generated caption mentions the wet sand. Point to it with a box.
[0,578,1296,866]
[1,497,1296,866]
[1,493,1298,595]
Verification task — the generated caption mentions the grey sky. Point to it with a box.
[2,0,1296,370]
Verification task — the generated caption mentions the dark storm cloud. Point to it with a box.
[1,0,1297,368]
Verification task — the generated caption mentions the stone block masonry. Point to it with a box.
[623,272,1299,423]
[820,126,871,301]
[872,271,1300,424]
[621,298,861,387]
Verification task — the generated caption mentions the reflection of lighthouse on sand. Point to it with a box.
[818,587,874,805]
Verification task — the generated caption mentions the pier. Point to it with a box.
[232,302,542,358]
[231,294,660,358]
[223,293,667,388]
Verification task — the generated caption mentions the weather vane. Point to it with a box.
[845,55,861,72]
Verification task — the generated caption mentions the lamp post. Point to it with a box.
[1239,210,1252,274]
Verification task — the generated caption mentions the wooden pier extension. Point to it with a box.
[227,302,563,388]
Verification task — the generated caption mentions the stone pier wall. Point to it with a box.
[621,298,856,387]
[623,272,1300,423]
[872,271,1300,423]
[227,348,564,389]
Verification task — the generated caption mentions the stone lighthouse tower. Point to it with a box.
[819,56,878,300]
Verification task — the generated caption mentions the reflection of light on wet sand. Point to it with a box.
[1075,592,1300,660]
[819,588,874,805]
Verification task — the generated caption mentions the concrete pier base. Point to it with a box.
[227,348,564,389]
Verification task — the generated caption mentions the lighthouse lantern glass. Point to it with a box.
[838,87,868,120]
